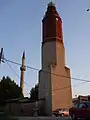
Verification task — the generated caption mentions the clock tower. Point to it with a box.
[39,2,72,115]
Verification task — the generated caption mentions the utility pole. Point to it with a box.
[0,48,4,65]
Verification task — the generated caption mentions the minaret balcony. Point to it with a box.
[20,66,26,71]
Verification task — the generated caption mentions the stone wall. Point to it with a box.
[5,100,45,116]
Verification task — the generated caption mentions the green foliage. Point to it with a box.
[0,76,23,105]
[30,84,38,101]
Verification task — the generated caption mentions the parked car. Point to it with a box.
[59,108,69,116]
[53,108,69,117]
[53,109,60,117]
[69,101,90,120]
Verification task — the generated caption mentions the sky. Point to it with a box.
[0,0,90,98]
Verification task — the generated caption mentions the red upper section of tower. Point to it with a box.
[42,2,63,44]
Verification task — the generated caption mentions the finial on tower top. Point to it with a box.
[48,1,55,7]
[22,50,25,59]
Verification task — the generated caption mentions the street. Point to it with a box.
[11,116,71,120]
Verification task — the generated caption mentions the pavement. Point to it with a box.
[10,116,71,120]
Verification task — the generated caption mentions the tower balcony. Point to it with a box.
[20,65,26,71]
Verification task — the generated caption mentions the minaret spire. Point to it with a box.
[22,50,25,59]
[20,51,26,96]
[48,1,55,7]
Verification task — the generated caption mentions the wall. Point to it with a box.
[5,100,44,116]
[39,69,52,116]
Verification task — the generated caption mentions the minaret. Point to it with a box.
[20,51,26,96]
[39,2,72,115]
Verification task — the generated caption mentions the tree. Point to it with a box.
[0,76,23,105]
[30,84,39,101]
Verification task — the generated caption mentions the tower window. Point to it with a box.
[56,18,58,21]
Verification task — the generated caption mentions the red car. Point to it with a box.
[69,101,90,120]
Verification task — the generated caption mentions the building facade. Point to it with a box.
[39,2,72,116]
[73,95,90,106]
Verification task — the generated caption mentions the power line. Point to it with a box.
[49,85,71,92]
[3,57,90,83]
[6,60,20,78]
[5,60,88,92]
[45,81,89,92]
[1,57,90,93]
[4,60,90,89]
[5,60,31,88]
[73,81,88,87]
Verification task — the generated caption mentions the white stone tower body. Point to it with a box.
[20,51,26,96]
